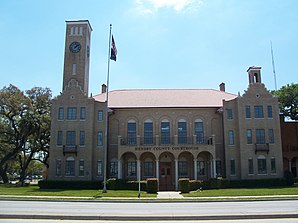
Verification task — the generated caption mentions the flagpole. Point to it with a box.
[102,24,112,193]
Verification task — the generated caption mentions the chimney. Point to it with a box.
[101,84,107,93]
[219,82,225,92]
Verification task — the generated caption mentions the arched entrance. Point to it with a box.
[159,152,175,191]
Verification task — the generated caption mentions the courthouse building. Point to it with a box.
[48,20,284,190]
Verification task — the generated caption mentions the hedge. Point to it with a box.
[106,178,147,191]
[38,180,102,189]
[147,178,158,193]
[189,178,289,191]
[178,178,190,193]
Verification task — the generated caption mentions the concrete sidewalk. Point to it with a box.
[157,191,183,199]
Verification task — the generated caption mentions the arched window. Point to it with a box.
[161,119,170,144]
[195,119,204,144]
[178,119,187,144]
[144,119,153,145]
[127,120,136,145]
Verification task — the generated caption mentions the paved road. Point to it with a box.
[0,200,298,220]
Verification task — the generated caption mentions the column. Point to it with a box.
[175,159,179,191]
[156,160,159,190]
[213,159,217,178]
[289,159,292,172]
[117,159,122,179]
[210,160,213,178]
[194,159,197,180]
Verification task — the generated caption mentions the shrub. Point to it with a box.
[189,180,203,191]
[284,170,295,186]
[178,178,190,193]
[38,180,102,189]
[147,178,158,193]
[106,178,146,191]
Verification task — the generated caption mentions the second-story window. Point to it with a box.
[245,105,251,118]
[269,129,274,144]
[195,119,204,144]
[247,129,252,144]
[267,105,273,118]
[127,120,136,145]
[80,107,86,120]
[67,107,77,120]
[254,105,264,118]
[228,130,234,145]
[178,119,187,144]
[161,120,170,144]
[79,131,85,146]
[98,110,103,121]
[58,107,64,120]
[144,119,153,145]
[227,109,233,119]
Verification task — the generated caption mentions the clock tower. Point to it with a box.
[62,20,92,95]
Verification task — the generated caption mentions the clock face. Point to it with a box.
[69,42,81,53]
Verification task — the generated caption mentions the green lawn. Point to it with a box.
[183,186,298,197]
[0,184,156,198]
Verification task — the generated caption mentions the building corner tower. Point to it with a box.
[62,20,92,95]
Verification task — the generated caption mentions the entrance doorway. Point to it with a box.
[159,162,174,191]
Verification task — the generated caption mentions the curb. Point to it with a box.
[1,214,298,221]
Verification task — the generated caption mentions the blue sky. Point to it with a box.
[1,0,297,97]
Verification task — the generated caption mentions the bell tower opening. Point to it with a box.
[247,66,262,84]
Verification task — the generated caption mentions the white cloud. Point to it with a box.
[134,0,203,15]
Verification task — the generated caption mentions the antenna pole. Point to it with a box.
[270,41,277,91]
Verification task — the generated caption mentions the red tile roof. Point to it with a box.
[93,89,237,108]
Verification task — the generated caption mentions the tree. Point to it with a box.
[0,85,33,183]
[17,87,51,185]
[273,83,298,120]
[0,85,51,184]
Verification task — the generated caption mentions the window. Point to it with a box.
[66,131,76,146]
[195,119,204,144]
[55,159,61,176]
[256,129,265,144]
[248,158,254,174]
[271,157,276,174]
[267,105,273,118]
[80,107,86,120]
[228,130,234,145]
[227,109,233,119]
[57,131,63,146]
[178,119,187,144]
[79,131,85,146]
[247,129,252,144]
[197,160,205,176]
[98,110,103,121]
[97,131,103,146]
[269,129,274,144]
[110,161,118,177]
[254,105,264,118]
[67,107,77,120]
[245,105,251,118]
[161,120,170,144]
[58,107,64,120]
[127,161,136,176]
[257,156,267,174]
[144,120,153,145]
[144,161,153,177]
[97,160,102,176]
[230,159,236,175]
[72,63,76,75]
[127,121,137,145]
[79,160,84,176]
[178,161,188,177]
[65,157,75,176]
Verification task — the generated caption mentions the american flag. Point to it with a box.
[110,35,117,61]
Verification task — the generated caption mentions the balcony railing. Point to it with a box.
[255,143,269,154]
[120,136,214,146]
[63,145,78,156]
